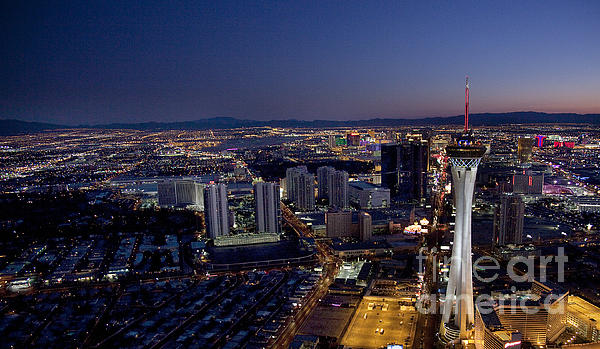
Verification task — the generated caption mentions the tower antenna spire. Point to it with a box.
[464,76,470,133]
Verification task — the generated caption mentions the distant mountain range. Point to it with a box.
[1,112,600,136]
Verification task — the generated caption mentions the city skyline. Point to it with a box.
[3,1,600,125]
[2,1,600,348]
[2,115,600,348]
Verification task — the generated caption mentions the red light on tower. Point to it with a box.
[465,76,470,133]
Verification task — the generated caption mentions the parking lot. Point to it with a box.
[341,297,417,349]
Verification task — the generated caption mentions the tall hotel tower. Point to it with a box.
[254,182,281,234]
[440,77,487,343]
[204,183,230,239]
[285,166,315,211]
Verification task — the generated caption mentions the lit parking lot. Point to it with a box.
[341,297,417,349]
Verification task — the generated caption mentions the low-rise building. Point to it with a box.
[213,233,281,247]
[348,181,390,209]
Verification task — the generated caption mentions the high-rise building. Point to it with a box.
[328,135,337,148]
[254,182,281,234]
[203,184,229,239]
[157,181,177,206]
[175,180,199,205]
[285,166,306,203]
[381,143,399,196]
[285,166,315,211]
[380,140,429,201]
[347,132,361,146]
[440,77,486,342]
[359,212,372,241]
[493,194,524,247]
[517,137,535,164]
[512,169,543,194]
[317,166,334,200]
[325,210,352,238]
[327,170,349,209]
[158,180,205,208]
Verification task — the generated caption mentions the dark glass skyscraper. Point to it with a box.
[493,194,525,247]
[380,140,429,201]
[381,143,399,196]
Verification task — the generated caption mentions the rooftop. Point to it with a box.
[349,181,379,190]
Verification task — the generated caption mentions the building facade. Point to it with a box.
[327,169,349,209]
[474,305,522,349]
[204,183,229,239]
[346,132,361,146]
[517,137,535,164]
[359,212,372,241]
[512,169,543,194]
[317,166,334,200]
[348,181,390,209]
[158,179,205,208]
[493,194,525,246]
[213,233,280,247]
[254,181,281,234]
[326,210,353,238]
[286,166,315,211]
[328,135,337,149]
[157,181,177,206]
[565,295,600,342]
[380,140,429,201]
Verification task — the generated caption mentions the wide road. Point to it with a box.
[415,147,447,349]
[272,203,341,348]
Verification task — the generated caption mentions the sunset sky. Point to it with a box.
[2,0,599,124]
